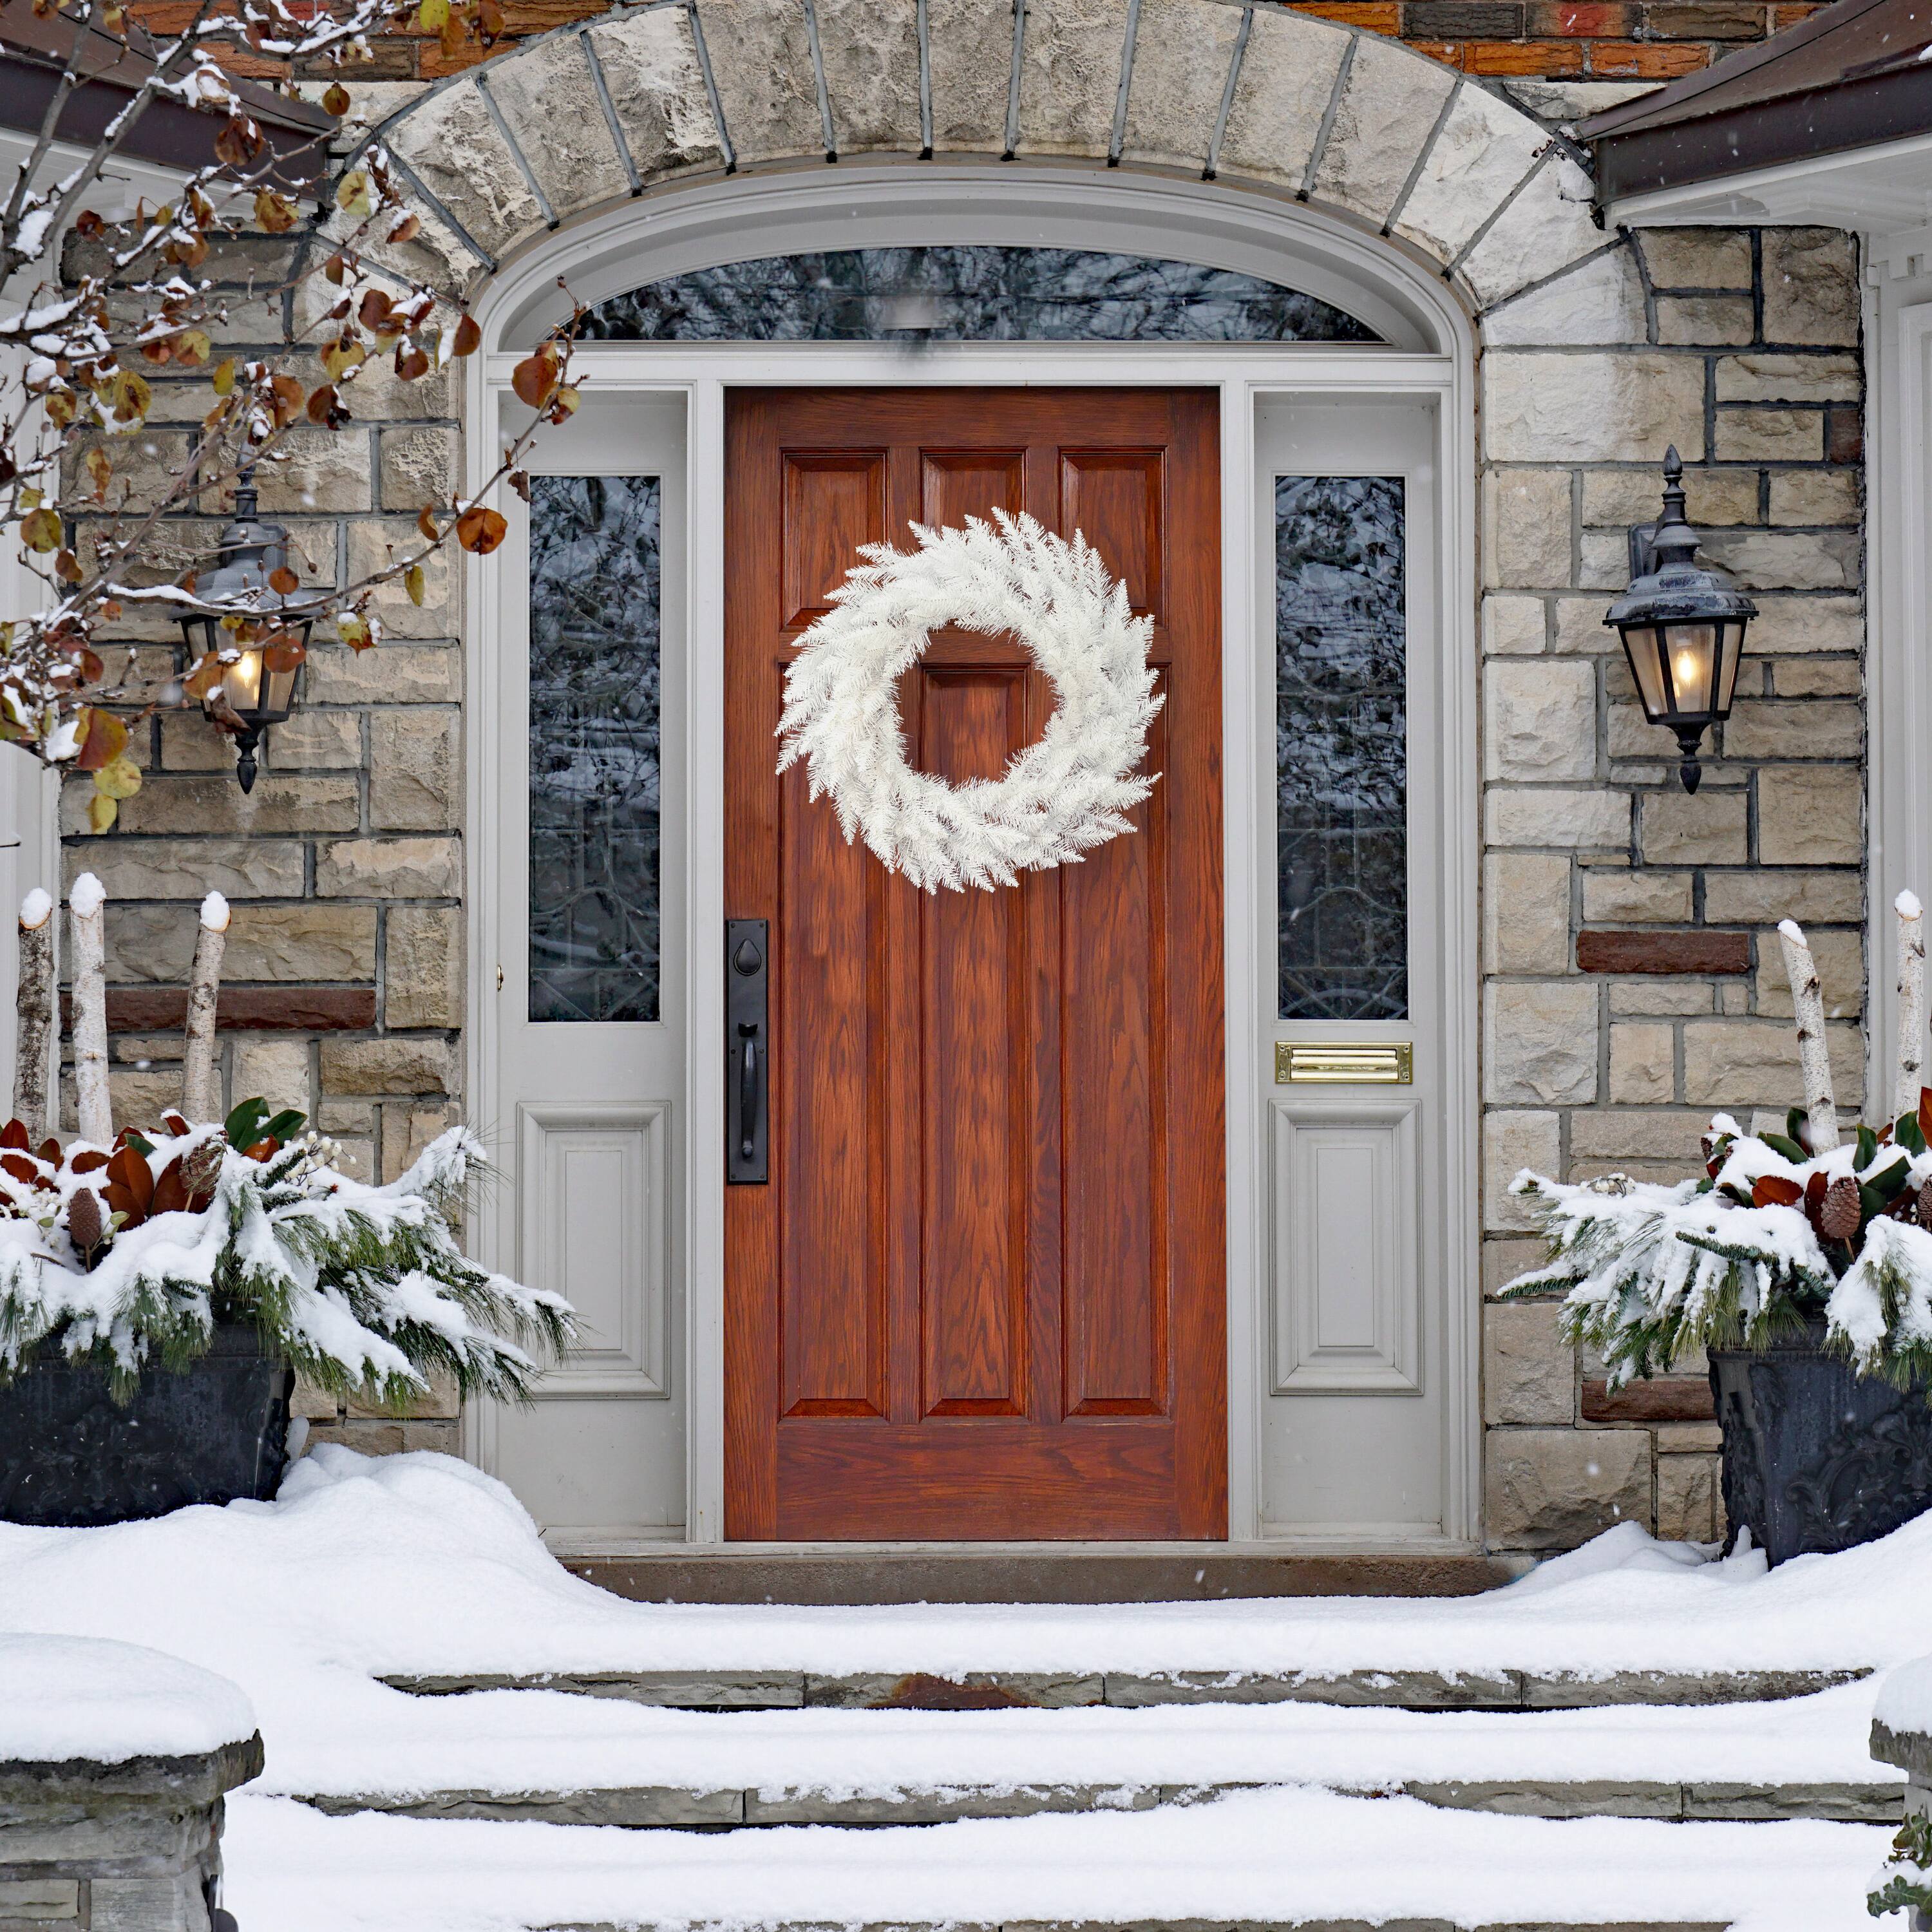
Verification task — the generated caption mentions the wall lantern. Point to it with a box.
[1604,446,1756,796]
[177,473,311,794]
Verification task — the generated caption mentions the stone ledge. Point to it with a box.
[379,1665,1869,1711]
[0,1736,263,1811]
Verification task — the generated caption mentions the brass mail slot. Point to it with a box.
[1276,1041,1413,1085]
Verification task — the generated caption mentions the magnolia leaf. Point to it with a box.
[21,507,61,553]
[336,171,373,219]
[86,792,117,835]
[455,504,507,554]
[1752,1175,1803,1208]
[93,753,142,801]
[510,349,556,409]
[405,564,426,607]
[75,708,128,772]
[322,81,351,116]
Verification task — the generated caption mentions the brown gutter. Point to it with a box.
[0,6,332,186]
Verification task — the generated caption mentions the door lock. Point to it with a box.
[726,919,770,1184]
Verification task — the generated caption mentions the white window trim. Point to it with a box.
[463,169,1481,1550]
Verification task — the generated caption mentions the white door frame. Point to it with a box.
[462,169,1480,1549]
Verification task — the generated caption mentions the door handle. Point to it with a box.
[738,1027,759,1160]
[726,919,769,1184]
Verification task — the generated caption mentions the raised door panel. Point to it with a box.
[1270,1100,1420,1394]
[920,450,1024,532]
[782,453,886,627]
[1059,448,1164,616]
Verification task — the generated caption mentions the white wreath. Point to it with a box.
[775,510,1161,893]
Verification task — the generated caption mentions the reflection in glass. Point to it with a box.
[581,246,1381,344]
[528,475,661,1023]
[1276,475,1408,1021]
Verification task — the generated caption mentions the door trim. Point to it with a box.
[462,173,1479,1550]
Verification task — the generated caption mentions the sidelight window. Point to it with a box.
[579,246,1380,344]
[527,473,663,1024]
[1274,474,1408,1022]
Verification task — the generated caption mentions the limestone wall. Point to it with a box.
[59,0,1867,1549]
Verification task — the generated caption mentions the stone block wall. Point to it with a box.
[1477,224,1864,1554]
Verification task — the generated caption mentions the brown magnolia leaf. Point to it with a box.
[162,1112,191,1135]
[1,1120,29,1153]
[322,81,352,116]
[269,565,300,594]
[70,1149,109,1175]
[242,1137,281,1162]
[455,504,507,554]
[150,1159,188,1216]
[1920,1085,1932,1150]
[451,314,481,358]
[510,348,557,409]
[0,1152,38,1187]
[1752,1175,1803,1209]
[74,707,128,773]
[106,1146,153,1211]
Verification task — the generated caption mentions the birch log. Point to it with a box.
[1779,918,1841,1151]
[1898,890,1927,1124]
[70,873,111,1147]
[12,889,53,1140]
[182,891,229,1124]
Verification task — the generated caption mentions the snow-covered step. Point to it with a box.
[223,1788,1889,1932]
[271,1678,1902,1831]
[379,1663,1868,1710]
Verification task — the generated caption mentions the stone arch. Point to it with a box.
[344,0,1636,336]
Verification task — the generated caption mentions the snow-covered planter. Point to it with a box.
[1506,902,1932,1564]
[1870,1660,1932,1927]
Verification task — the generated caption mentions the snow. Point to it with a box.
[67,871,104,918]
[222,1790,1888,1932]
[17,887,50,929]
[1901,889,1924,921]
[199,891,230,933]
[0,1634,254,1764]
[1875,1655,1932,1736]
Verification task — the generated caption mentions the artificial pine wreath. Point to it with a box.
[775,510,1162,893]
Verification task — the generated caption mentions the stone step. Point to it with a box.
[379,1663,1869,1712]
[557,1549,1521,1605]
[544,1922,1729,1931]
[298,1774,1900,1828]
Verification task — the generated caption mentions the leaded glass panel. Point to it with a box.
[1276,475,1408,1021]
[582,246,1379,343]
[528,475,661,1023]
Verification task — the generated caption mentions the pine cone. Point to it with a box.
[66,1186,104,1260]
[1819,1175,1862,1242]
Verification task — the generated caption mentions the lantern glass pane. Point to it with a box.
[220,652,263,711]
[1275,474,1408,1021]
[263,662,299,715]
[1663,621,1718,717]
[1715,618,1745,714]
[1621,624,1669,717]
[527,474,661,1025]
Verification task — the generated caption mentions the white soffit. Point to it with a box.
[1602,124,1932,248]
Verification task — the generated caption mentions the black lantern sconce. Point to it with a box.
[177,473,312,793]
[1604,446,1756,795]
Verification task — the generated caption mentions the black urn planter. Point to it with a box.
[1709,1321,1932,1566]
[0,1324,294,1528]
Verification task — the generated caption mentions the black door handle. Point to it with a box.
[738,1027,759,1161]
[726,919,769,1184]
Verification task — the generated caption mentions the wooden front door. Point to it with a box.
[723,387,1224,1541]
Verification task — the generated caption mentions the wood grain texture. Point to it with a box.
[724,388,1225,1541]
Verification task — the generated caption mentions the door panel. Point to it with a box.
[724,386,1224,1542]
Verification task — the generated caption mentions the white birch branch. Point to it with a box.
[70,873,111,1147]
[12,889,53,1141]
[1897,889,1926,1125]
[1779,918,1840,1151]
[182,891,229,1124]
